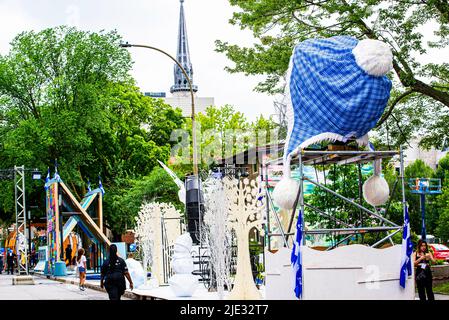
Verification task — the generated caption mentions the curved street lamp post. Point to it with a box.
[120,43,198,176]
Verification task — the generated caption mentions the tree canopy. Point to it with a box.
[0,26,185,236]
[177,105,279,167]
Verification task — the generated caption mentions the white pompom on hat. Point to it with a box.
[352,39,393,77]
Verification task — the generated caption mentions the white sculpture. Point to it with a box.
[224,177,264,300]
[202,175,232,300]
[135,202,182,287]
[157,160,186,205]
[125,257,145,289]
[168,233,199,297]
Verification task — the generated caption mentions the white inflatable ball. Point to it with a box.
[363,175,390,206]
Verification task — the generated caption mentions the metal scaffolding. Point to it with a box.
[264,148,406,251]
[14,165,28,275]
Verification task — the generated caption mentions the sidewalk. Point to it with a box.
[31,273,449,300]
[35,273,138,300]
[0,274,111,300]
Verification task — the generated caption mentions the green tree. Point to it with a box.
[404,160,438,235]
[106,167,184,237]
[306,160,413,246]
[0,26,185,236]
[434,154,449,242]
[307,164,366,229]
[176,105,279,168]
[216,0,449,148]
[435,153,449,184]
[435,188,449,243]
[196,105,249,164]
[251,114,281,142]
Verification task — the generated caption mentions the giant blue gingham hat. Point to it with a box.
[272,36,393,209]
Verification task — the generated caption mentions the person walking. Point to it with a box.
[100,244,133,300]
[65,244,72,267]
[90,243,97,271]
[0,250,4,274]
[76,248,87,291]
[414,239,436,300]
[6,249,16,275]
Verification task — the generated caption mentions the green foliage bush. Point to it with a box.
[0,26,185,237]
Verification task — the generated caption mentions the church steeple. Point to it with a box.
[170,0,198,93]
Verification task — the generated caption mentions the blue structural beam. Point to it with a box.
[74,216,95,240]
[408,178,441,241]
[420,193,426,240]
[63,216,78,241]
[409,178,442,195]
[62,215,95,242]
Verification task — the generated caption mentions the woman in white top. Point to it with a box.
[76,248,87,291]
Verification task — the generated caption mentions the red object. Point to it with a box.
[430,244,449,261]
[121,231,135,244]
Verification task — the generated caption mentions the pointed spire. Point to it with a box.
[170,0,198,93]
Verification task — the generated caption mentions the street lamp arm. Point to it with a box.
[119,43,194,117]
[120,42,198,175]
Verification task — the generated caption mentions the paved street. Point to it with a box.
[433,294,449,300]
[1,272,448,300]
[0,274,120,300]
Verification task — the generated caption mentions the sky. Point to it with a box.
[0,0,277,122]
[0,1,447,123]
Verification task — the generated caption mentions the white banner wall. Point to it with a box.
[265,245,415,300]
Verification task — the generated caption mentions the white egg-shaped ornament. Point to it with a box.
[362,159,390,206]
[272,177,300,210]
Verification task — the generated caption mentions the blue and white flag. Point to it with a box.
[54,160,61,182]
[87,179,92,193]
[44,167,50,190]
[399,205,413,288]
[99,176,105,195]
[291,210,304,299]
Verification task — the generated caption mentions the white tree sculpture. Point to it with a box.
[224,177,265,300]
[202,176,232,300]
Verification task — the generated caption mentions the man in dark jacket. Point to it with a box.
[0,250,4,274]
[65,244,72,266]
[6,249,16,275]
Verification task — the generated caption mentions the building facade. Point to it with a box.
[400,138,447,170]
